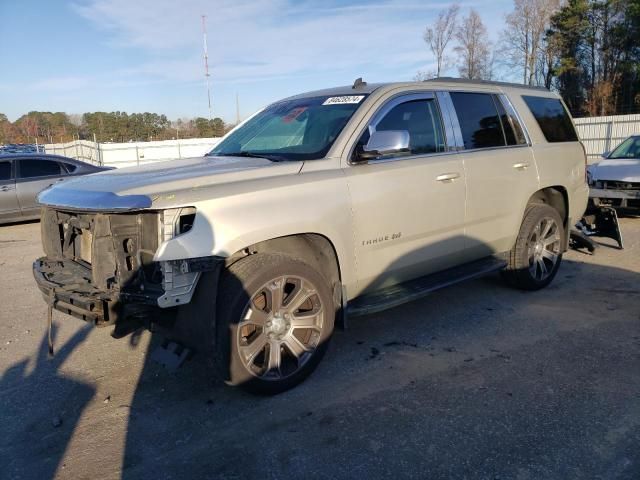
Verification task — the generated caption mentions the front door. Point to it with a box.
[344,93,467,297]
[0,159,19,221]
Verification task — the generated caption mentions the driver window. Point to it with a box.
[356,98,446,157]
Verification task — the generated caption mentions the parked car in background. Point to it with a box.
[0,154,112,224]
[588,135,640,210]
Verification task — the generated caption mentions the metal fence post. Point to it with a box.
[177,141,181,159]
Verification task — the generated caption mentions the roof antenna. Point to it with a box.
[352,77,367,89]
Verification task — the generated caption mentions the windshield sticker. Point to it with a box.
[323,95,365,106]
[282,106,308,123]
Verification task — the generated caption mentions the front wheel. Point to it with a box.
[502,204,564,290]
[215,253,335,394]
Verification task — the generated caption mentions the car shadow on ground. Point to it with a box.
[2,256,639,479]
[118,256,640,479]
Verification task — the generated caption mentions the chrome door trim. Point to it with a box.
[497,93,532,146]
[435,91,464,151]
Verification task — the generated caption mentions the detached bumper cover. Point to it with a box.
[33,257,164,326]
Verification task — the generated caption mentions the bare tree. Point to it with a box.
[455,9,491,80]
[502,0,560,85]
[423,4,460,77]
[413,70,437,81]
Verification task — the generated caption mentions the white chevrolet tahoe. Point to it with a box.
[34,78,589,393]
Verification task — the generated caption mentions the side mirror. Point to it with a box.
[356,130,410,161]
[601,151,610,159]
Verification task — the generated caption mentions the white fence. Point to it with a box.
[44,137,221,169]
[574,114,640,163]
[42,114,640,168]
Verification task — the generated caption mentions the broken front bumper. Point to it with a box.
[590,187,640,209]
[33,257,168,329]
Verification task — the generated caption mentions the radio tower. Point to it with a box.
[201,15,213,120]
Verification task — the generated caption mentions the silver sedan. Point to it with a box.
[0,153,112,225]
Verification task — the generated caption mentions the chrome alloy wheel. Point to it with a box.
[236,275,324,381]
[527,216,561,281]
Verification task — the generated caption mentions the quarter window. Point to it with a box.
[0,161,11,181]
[358,98,446,157]
[450,92,505,149]
[18,160,62,179]
[522,95,578,143]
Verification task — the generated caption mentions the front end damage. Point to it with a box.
[590,180,640,210]
[33,207,219,340]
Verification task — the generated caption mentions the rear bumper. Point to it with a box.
[33,257,166,327]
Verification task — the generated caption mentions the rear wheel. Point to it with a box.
[215,253,334,394]
[502,204,564,290]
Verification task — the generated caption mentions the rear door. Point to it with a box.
[0,159,20,222]
[16,158,67,217]
[449,91,538,257]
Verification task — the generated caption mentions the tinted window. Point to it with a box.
[18,159,62,178]
[0,161,11,181]
[522,95,578,143]
[371,98,446,155]
[450,92,505,149]
[62,162,77,173]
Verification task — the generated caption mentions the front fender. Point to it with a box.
[153,170,356,291]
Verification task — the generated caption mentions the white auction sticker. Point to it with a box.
[322,95,365,105]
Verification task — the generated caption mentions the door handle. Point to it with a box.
[513,162,530,170]
[0,185,15,192]
[436,172,460,182]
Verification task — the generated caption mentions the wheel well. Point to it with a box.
[527,186,569,247]
[527,187,568,223]
[226,234,343,315]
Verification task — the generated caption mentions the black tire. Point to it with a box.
[502,204,564,290]
[215,253,334,394]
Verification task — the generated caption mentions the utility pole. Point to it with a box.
[201,15,213,120]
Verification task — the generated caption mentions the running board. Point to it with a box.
[347,256,507,317]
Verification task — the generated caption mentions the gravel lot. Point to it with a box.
[1,219,639,480]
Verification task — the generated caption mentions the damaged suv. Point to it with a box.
[34,79,588,393]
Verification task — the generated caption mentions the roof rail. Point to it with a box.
[424,77,549,92]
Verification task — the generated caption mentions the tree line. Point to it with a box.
[419,0,640,116]
[0,111,232,145]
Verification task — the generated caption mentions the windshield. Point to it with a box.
[608,136,640,159]
[208,94,368,161]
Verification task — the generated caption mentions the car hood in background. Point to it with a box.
[588,158,640,183]
[38,156,303,211]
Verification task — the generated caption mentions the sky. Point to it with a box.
[0,0,514,124]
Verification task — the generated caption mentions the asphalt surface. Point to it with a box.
[0,219,639,480]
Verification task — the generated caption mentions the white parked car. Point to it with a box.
[588,135,640,210]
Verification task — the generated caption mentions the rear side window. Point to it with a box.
[0,161,11,181]
[374,99,446,155]
[62,162,77,173]
[18,159,62,179]
[522,96,578,143]
[450,92,504,149]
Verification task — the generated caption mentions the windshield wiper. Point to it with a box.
[211,151,289,162]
